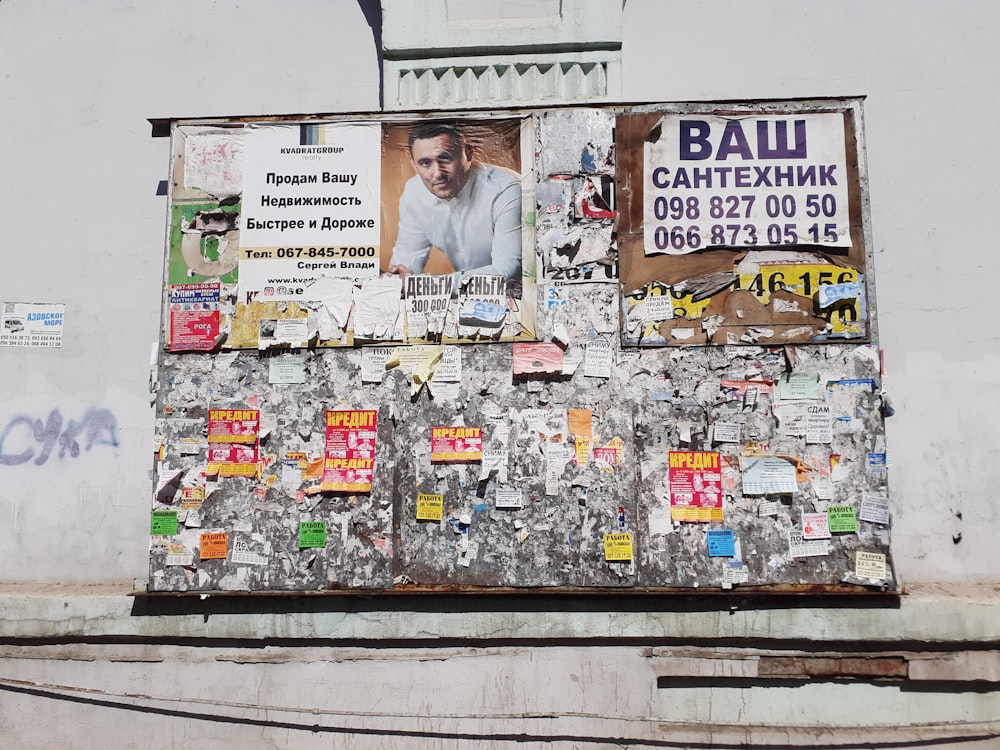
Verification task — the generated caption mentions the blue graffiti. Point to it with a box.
[0,408,119,466]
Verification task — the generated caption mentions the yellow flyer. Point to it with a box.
[604,532,634,561]
[416,493,444,521]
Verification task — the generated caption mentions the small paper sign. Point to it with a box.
[859,493,889,525]
[430,426,483,463]
[230,538,268,566]
[269,355,307,384]
[707,529,736,557]
[856,550,887,580]
[827,505,858,533]
[298,521,327,548]
[777,371,822,400]
[151,510,178,537]
[199,532,228,559]
[180,486,205,509]
[165,543,193,567]
[416,493,444,521]
[802,512,831,539]
[584,338,613,378]
[713,422,741,444]
[603,532,633,561]
[722,561,749,586]
[788,529,829,557]
[758,500,782,517]
[494,486,523,510]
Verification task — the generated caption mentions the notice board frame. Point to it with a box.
[147,98,893,598]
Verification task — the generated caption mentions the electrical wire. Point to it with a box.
[2,675,1000,749]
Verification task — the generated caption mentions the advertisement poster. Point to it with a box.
[298,521,327,548]
[169,116,537,348]
[617,103,868,347]
[430,426,483,463]
[381,118,535,343]
[0,302,65,348]
[167,199,240,286]
[707,529,736,557]
[206,408,260,476]
[741,456,799,495]
[168,283,220,351]
[381,119,523,284]
[668,450,723,522]
[239,122,382,300]
[199,532,228,560]
[416,493,444,521]
[643,113,851,255]
[603,532,634,561]
[321,409,377,492]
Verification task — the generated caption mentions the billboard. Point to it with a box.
[163,101,870,352]
[166,117,536,349]
[617,103,868,346]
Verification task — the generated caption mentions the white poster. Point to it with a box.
[239,122,382,299]
[0,302,65,348]
[644,113,851,255]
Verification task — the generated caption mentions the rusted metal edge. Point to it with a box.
[148,95,868,137]
[131,582,900,598]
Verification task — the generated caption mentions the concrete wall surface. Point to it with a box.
[3,639,1000,749]
[1,1,999,747]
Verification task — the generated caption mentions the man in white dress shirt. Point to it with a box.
[387,123,522,290]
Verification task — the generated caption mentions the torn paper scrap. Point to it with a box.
[353,276,403,340]
[513,342,565,377]
[306,276,355,340]
[183,131,245,199]
[405,273,453,339]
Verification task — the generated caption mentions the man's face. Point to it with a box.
[409,134,472,200]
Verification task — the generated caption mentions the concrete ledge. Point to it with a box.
[1,583,998,644]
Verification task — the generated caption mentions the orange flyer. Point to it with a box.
[199,532,228,560]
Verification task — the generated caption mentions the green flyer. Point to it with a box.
[151,510,179,536]
[299,521,327,548]
[827,505,858,533]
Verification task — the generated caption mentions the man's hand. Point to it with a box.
[386,263,415,281]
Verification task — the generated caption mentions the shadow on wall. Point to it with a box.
[130,590,901,647]
[357,0,384,110]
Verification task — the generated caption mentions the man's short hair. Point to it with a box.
[407,122,465,150]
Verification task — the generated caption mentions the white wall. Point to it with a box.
[0,0,380,584]
[0,0,996,587]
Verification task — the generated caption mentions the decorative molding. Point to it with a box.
[388,54,619,109]
[381,0,622,110]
